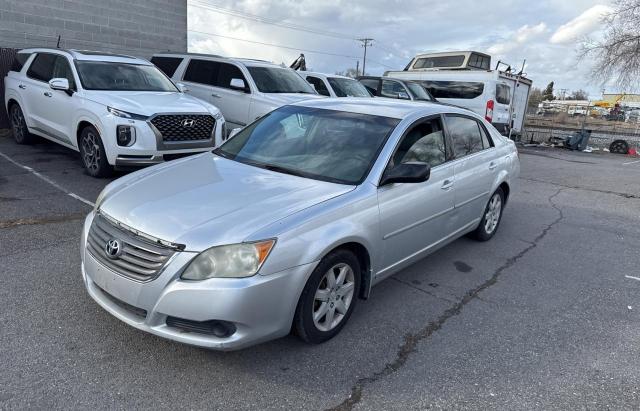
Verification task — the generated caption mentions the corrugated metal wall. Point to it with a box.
[0,48,17,129]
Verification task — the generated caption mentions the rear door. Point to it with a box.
[493,82,512,130]
[444,114,497,229]
[181,58,220,104]
[211,62,251,128]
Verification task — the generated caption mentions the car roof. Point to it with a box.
[291,97,471,119]
[302,71,354,80]
[18,48,150,64]
[152,52,282,68]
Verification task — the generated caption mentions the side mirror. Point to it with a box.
[380,162,431,186]
[398,91,410,100]
[49,78,70,92]
[176,82,189,93]
[230,78,248,92]
[228,127,242,138]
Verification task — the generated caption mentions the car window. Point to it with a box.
[445,115,485,158]
[359,78,379,95]
[405,82,434,101]
[419,80,485,99]
[183,59,219,86]
[26,53,57,82]
[392,118,446,168]
[247,66,316,94]
[478,123,493,148]
[52,56,76,90]
[151,56,183,77]
[306,76,330,96]
[10,53,31,72]
[496,84,511,105]
[327,77,370,97]
[413,55,465,69]
[217,63,248,90]
[381,80,410,99]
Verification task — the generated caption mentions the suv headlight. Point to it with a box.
[107,106,149,121]
[181,240,275,280]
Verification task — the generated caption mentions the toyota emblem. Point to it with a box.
[182,118,196,128]
[105,238,123,259]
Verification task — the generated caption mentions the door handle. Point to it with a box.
[211,93,221,98]
[441,180,454,190]
[18,84,26,89]
[43,92,52,97]
[488,162,497,170]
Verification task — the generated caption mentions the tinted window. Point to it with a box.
[306,76,330,96]
[468,53,490,70]
[75,61,177,91]
[496,84,511,105]
[247,66,315,94]
[478,123,493,148]
[26,53,57,82]
[445,116,484,157]
[217,63,247,90]
[183,59,219,86]
[327,77,371,97]
[413,55,465,69]
[381,80,409,99]
[151,56,183,77]
[10,53,31,72]
[393,119,446,168]
[359,78,379,95]
[419,80,484,99]
[52,56,76,90]
[216,106,399,185]
[405,82,434,101]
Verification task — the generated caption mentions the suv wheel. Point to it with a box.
[294,249,361,344]
[471,187,505,241]
[79,126,112,178]
[10,104,35,144]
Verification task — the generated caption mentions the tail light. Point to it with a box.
[485,99,494,122]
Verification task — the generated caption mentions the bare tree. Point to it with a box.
[581,0,640,91]
[335,67,360,78]
[569,89,589,100]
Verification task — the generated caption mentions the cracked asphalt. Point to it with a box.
[1,129,639,410]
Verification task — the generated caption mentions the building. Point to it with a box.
[0,0,187,58]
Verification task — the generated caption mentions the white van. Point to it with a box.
[385,55,532,136]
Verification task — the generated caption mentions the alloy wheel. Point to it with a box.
[313,263,356,332]
[82,131,101,173]
[484,193,502,234]
[10,106,24,141]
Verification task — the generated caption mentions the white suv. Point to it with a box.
[4,49,225,177]
[151,53,324,132]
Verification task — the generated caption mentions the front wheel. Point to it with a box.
[471,187,505,241]
[79,126,112,178]
[294,249,361,344]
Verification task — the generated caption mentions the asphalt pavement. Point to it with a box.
[1,129,639,410]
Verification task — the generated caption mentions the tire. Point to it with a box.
[471,187,505,242]
[78,125,113,178]
[9,104,35,144]
[609,140,629,155]
[294,249,361,344]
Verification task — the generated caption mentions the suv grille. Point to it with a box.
[87,214,176,282]
[150,114,215,142]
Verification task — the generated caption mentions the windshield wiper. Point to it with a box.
[261,163,308,178]
[212,148,232,159]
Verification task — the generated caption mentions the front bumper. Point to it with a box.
[80,213,316,350]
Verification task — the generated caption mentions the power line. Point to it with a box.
[188,29,360,60]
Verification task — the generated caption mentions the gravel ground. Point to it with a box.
[1,130,639,410]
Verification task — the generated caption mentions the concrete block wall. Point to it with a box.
[0,0,187,58]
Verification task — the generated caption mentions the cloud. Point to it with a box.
[550,4,613,44]
[487,22,548,54]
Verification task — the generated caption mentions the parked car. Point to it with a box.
[357,76,436,102]
[385,51,533,137]
[4,48,225,177]
[302,71,372,97]
[151,53,324,132]
[82,98,519,350]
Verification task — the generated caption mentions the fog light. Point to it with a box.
[116,125,136,146]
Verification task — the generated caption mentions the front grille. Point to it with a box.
[166,316,236,338]
[87,213,176,282]
[150,114,215,142]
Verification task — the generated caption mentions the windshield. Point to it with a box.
[75,61,178,91]
[406,82,434,101]
[214,106,399,185]
[247,66,316,94]
[328,77,372,97]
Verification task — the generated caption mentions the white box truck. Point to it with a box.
[385,51,532,137]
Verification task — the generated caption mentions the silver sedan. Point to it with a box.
[80,98,520,350]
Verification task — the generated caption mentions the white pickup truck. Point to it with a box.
[152,53,325,133]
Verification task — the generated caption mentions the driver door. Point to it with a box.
[376,116,455,279]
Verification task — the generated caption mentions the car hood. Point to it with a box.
[83,91,214,116]
[98,153,354,251]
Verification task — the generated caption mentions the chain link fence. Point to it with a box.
[0,48,17,129]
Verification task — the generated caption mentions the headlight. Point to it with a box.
[107,106,148,121]
[181,240,275,280]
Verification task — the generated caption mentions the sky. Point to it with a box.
[187,0,616,98]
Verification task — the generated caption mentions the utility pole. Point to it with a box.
[357,38,373,76]
[355,60,360,77]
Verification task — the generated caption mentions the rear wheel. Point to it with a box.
[471,187,505,241]
[609,139,629,154]
[9,104,35,144]
[79,126,112,178]
[294,249,360,344]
